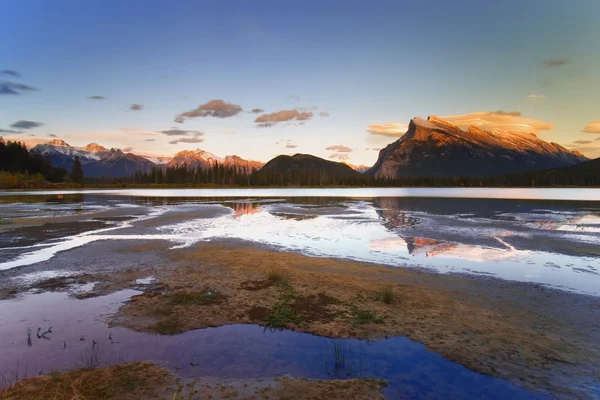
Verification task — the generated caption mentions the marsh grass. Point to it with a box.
[172,378,198,400]
[152,315,184,335]
[0,218,14,225]
[376,285,397,305]
[265,304,301,329]
[325,339,368,379]
[167,289,221,305]
[350,305,384,326]
[78,344,101,370]
[267,268,291,286]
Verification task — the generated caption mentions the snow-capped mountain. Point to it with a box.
[31,140,265,178]
[368,116,587,178]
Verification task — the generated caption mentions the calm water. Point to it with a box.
[1,189,599,294]
[0,290,548,399]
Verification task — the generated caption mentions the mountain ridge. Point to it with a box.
[368,116,587,178]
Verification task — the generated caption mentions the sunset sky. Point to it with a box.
[1,0,600,164]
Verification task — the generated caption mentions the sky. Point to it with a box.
[1,0,600,165]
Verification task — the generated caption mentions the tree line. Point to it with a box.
[131,162,600,187]
[0,138,84,188]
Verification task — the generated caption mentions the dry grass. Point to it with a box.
[266,267,291,286]
[0,362,170,400]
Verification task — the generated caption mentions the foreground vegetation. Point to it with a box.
[0,361,387,400]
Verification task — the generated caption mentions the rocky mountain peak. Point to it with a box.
[85,143,107,152]
[48,139,70,147]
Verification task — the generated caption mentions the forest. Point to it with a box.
[0,139,68,188]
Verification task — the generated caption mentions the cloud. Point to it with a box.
[1,70,21,78]
[0,81,37,95]
[289,95,300,101]
[0,129,23,134]
[88,95,105,100]
[48,134,57,138]
[285,144,297,149]
[145,138,156,142]
[325,145,352,153]
[440,111,554,133]
[573,140,593,145]
[541,58,567,67]
[329,152,350,161]
[366,123,409,137]
[10,120,44,130]
[158,129,203,137]
[130,104,143,111]
[122,147,134,152]
[255,109,313,127]
[490,111,521,116]
[527,94,547,104]
[319,111,330,117]
[175,99,242,123]
[582,121,600,133]
[250,108,264,114]
[169,137,205,145]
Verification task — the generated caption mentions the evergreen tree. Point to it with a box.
[70,156,84,186]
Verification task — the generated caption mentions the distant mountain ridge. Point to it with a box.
[31,140,265,178]
[259,153,361,178]
[368,116,587,178]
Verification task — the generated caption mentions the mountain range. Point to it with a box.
[32,140,265,178]
[31,115,590,179]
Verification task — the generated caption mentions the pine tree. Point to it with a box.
[70,156,84,186]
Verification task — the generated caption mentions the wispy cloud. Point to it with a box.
[0,129,23,134]
[572,140,592,145]
[48,134,57,138]
[0,81,37,95]
[582,120,600,134]
[285,143,297,149]
[527,94,547,104]
[541,58,567,67]
[325,145,352,153]
[329,152,350,161]
[0,69,21,78]
[122,147,134,152]
[366,123,408,137]
[319,111,330,117]
[88,95,105,100]
[255,109,313,127]
[10,120,44,130]
[130,104,144,111]
[250,108,264,114]
[145,138,156,142]
[175,99,242,123]
[158,129,203,136]
[169,137,205,145]
[441,111,554,133]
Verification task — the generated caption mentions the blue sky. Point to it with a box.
[1,0,599,164]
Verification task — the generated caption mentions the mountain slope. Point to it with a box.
[368,116,588,178]
[259,154,361,178]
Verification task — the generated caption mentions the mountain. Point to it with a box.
[345,163,370,173]
[223,155,264,171]
[368,116,588,178]
[32,140,267,178]
[32,141,155,178]
[259,154,361,178]
[166,149,223,169]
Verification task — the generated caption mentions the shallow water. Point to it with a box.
[0,290,548,399]
[1,190,599,295]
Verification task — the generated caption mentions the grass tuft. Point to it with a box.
[377,285,397,305]
[265,304,301,329]
[167,289,221,305]
[267,268,291,286]
[350,306,384,326]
